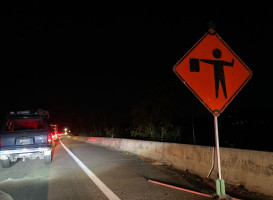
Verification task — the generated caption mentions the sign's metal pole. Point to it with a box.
[214,116,222,180]
[214,116,227,197]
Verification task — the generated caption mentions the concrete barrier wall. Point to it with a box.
[71,136,273,196]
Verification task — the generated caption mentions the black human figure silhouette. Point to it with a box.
[200,48,234,98]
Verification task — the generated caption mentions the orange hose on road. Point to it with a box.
[148,179,242,200]
[148,179,212,198]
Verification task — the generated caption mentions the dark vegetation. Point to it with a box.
[72,81,273,152]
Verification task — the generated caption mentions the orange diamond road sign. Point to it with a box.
[173,29,252,117]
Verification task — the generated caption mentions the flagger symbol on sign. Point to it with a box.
[173,29,252,116]
[190,48,234,99]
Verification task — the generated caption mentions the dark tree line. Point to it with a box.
[72,80,273,152]
[129,82,193,143]
[74,81,201,145]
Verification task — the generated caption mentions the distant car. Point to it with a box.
[0,110,52,168]
[50,124,58,140]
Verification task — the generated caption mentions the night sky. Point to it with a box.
[1,2,273,132]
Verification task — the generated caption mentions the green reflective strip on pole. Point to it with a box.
[215,179,221,195]
[220,179,226,195]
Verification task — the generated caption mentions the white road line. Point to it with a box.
[60,139,121,200]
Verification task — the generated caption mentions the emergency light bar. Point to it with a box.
[9,110,35,115]
[8,109,49,118]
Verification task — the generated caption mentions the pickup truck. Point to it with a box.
[0,110,52,168]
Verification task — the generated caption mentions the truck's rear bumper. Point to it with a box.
[0,147,51,160]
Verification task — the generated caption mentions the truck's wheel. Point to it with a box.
[44,153,52,164]
[1,158,11,168]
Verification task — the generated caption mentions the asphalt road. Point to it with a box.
[0,137,216,200]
